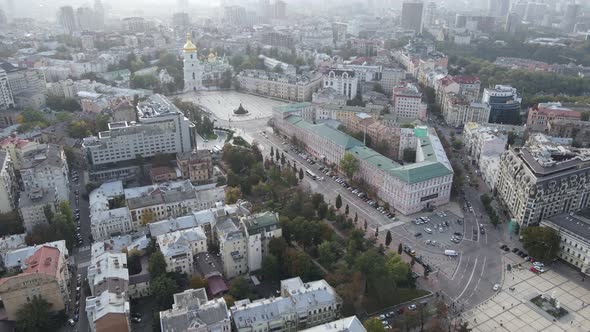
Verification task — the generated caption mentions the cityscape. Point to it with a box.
[0,0,590,331]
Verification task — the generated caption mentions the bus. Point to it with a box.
[305,169,317,180]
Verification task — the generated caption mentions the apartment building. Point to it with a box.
[0,68,14,110]
[85,290,131,332]
[547,119,590,148]
[0,151,17,213]
[496,135,590,226]
[87,251,129,296]
[380,68,406,94]
[236,70,323,102]
[526,102,581,132]
[0,62,46,110]
[0,246,69,320]
[89,181,132,241]
[83,94,195,166]
[156,226,207,275]
[19,188,58,232]
[392,82,427,120]
[231,277,342,332]
[239,211,281,271]
[322,69,358,100]
[274,106,453,215]
[215,218,247,278]
[442,93,490,127]
[541,209,590,276]
[176,150,214,184]
[436,75,481,104]
[19,143,69,202]
[463,123,507,166]
[312,88,347,106]
[159,288,231,332]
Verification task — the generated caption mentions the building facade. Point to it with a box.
[176,150,214,184]
[239,212,281,272]
[322,69,358,100]
[526,102,581,132]
[156,226,207,275]
[237,70,323,102]
[392,82,427,120]
[482,85,521,125]
[160,288,231,332]
[0,151,17,213]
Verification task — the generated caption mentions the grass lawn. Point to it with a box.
[206,133,218,140]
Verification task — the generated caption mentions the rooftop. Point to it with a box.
[157,226,207,258]
[86,290,130,323]
[300,316,366,332]
[137,94,183,119]
[241,212,280,236]
[23,246,60,276]
[2,240,67,270]
[160,288,230,332]
[544,208,590,243]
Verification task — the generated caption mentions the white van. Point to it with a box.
[444,250,458,257]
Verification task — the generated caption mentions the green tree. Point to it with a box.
[398,242,403,255]
[150,275,178,309]
[15,296,54,332]
[225,187,242,204]
[582,112,590,121]
[521,226,560,262]
[261,254,281,281]
[317,202,328,219]
[385,230,392,247]
[345,204,349,215]
[127,249,142,275]
[299,168,304,181]
[318,241,338,267]
[148,251,167,279]
[335,194,342,209]
[340,152,359,178]
[228,277,249,299]
[270,146,274,158]
[364,317,386,332]
[372,83,385,94]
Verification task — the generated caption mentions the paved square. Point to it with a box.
[464,255,590,332]
[179,90,287,121]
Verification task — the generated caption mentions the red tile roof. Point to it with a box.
[452,75,480,84]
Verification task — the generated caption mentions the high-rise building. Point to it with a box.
[423,2,436,27]
[401,1,424,34]
[561,3,580,32]
[94,0,105,30]
[0,68,14,110]
[272,0,286,20]
[488,0,510,17]
[0,9,7,26]
[76,7,95,31]
[57,6,77,34]
[482,85,521,124]
[172,12,190,27]
[224,5,247,26]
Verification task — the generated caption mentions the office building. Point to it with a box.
[496,135,590,226]
[274,105,453,215]
[83,94,195,166]
[541,209,590,276]
[482,85,521,125]
[231,277,342,332]
[172,12,190,27]
[0,246,70,320]
[488,0,510,17]
[272,0,286,20]
[526,102,581,132]
[0,68,14,110]
[401,1,424,34]
[237,70,323,102]
[58,6,77,34]
[380,68,405,95]
[442,94,490,126]
[323,69,358,100]
[159,288,231,332]
[392,82,427,120]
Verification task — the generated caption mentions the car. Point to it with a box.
[536,267,545,273]
[503,246,510,252]
[410,250,416,256]
[533,262,544,267]
[131,317,142,323]
[424,228,433,234]
[408,304,417,311]
[414,232,422,238]
[379,314,386,320]
[512,247,519,253]
[493,284,500,291]
[480,228,485,235]
[132,312,142,318]
[68,319,75,326]
[74,314,79,322]
[530,266,540,273]
[454,232,462,236]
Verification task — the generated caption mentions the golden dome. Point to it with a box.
[183,32,197,52]
[208,50,216,59]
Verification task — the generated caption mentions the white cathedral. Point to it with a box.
[183,33,232,92]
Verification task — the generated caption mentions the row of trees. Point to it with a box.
[26,202,76,250]
[173,99,216,139]
[480,194,500,227]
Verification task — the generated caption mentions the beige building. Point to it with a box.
[216,218,247,278]
[237,69,323,102]
[86,290,131,332]
[176,150,213,184]
[157,226,207,275]
[0,246,69,320]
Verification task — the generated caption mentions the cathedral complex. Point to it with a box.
[183,33,232,91]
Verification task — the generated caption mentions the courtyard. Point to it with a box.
[179,90,287,122]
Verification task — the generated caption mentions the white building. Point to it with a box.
[0,151,16,213]
[463,122,507,167]
[300,317,366,332]
[87,251,129,296]
[160,288,231,332]
[0,68,14,110]
[183,33,204,92]
[392,82,427,120]
[442,94,490,127]
[239,211,281,272]
[231,277,342,332]
[322,69,358,100]
[0,62,46,110]
[541,210,590,276]
[216,218,247,278]
[19,144,69,202]
[89,181,132,241]
[85,290,131,332]
[83,94,195,166]
[156,226,207,275]
[479,155,500,191]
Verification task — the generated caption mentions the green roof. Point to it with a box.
[319,104,370,112]
[288,115,363,149]
[286,116,453,184]
[244,212,280,235]
[273,102,313,113]
[389,161,453,184]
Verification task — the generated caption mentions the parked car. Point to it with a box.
[408,304,417,311]
[493,284,500,291]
